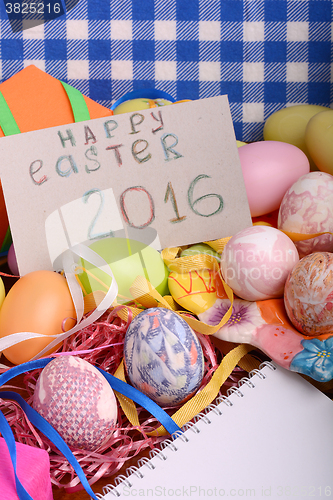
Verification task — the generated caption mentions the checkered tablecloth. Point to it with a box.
[0,0,331,142]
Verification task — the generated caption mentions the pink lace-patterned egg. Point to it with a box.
[33,356,118,451]
[278,171,333,258]
[220,225,299,301]
[284,252,333,336]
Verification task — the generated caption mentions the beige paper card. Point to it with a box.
[0,96,252,275]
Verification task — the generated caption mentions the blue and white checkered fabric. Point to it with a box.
[0,0,331,141]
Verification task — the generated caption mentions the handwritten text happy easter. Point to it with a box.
[28,109,224,231]
[29,111,184,185]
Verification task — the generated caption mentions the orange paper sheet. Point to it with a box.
[0,65,112,248]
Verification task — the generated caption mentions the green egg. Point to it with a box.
[181,243,220,261]
[77,237,169,304]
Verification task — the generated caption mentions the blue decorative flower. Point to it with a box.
[290,336,333,382]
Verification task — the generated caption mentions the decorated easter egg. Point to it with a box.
[220,225,299,301]
[124,308,204,406]
[263,104,329,170]
[33,356,118,450]
[238,141,310,217]
[278,171,333,258]
[0,270,76,364]
[168,268,226,315]
[305,110,333,175]
[284,252,333,336]
[77,236,169,304]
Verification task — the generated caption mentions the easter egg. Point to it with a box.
[0,183,9,252]
[7,244,19,276]
[305,110,333,175]
[284,252,333,336]
[181,243,220,261]
[0,277,5,310]
[220,225,299,301]
[278,171,333,258]
[33,356,118,450]
[263,104,330,170]
[77,236,169,304]
[168,268,227,315]
[0,270,76,365]
[113,98,172,114]
[238,141,310,217]
[124,308,204,406]
[111,89,175,114]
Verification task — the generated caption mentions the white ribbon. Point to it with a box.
[0,242,118,362]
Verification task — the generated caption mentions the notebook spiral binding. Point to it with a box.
[93,361,276,499]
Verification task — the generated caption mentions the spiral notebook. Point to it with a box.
[96,363,333,500]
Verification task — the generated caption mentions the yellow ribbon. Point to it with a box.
[281,230,333,242]
[149,343,254,436]
[204,237,232,254]
[113,343,255,436]
[161,247,220,274]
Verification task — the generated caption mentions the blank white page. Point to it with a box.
[99,363,333,500]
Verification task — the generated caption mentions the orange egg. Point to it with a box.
[0,270,76,364]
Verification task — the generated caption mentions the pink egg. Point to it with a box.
[238,141,310,217]
[33,356,118,451]
[220,225,299,301]
[278,171,333,258]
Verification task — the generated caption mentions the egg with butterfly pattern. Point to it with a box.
[123,308,204,407]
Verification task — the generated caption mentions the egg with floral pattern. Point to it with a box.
[284,252,333,336]
[220,225,299,301]
[124,308,204,406]
[278,171,333,258]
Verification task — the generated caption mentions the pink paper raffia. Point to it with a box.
[0,307,252,493]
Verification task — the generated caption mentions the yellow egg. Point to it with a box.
[263,104,330,170]
[113,98,172,114]
[168,269,226,315]
[305,110,333,176]
[0,270,76,365]
[0,277,5,310]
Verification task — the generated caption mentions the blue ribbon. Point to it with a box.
[0,357,182,500]
[111,88,175,110]
[0,391,99,500]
